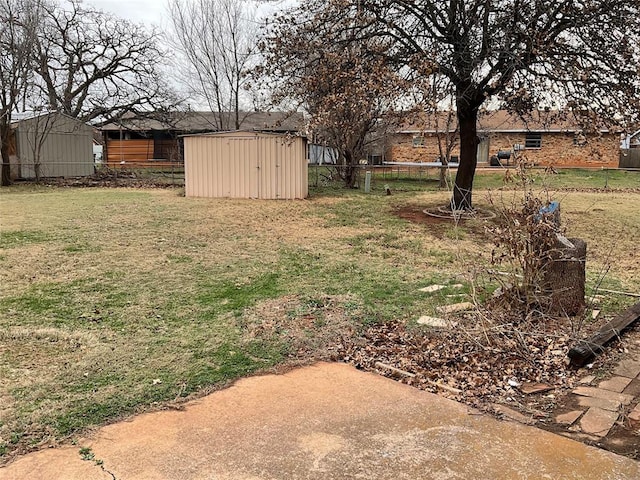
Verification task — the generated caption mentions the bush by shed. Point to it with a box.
[184,131,308,200]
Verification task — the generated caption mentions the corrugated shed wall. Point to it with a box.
[15,114,94,178]
[185,132,308,200]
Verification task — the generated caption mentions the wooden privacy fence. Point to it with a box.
[106,139,153,165]
[620,149,640,169]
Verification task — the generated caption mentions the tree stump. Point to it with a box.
[542,237,586,316]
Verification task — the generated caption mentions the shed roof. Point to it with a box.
[10,112,92,132]
[181,130,307,139]
[101,111,304,133]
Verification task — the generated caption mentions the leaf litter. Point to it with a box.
[335,313,584,420]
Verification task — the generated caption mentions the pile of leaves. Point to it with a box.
[335,316,582,416]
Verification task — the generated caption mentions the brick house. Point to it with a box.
[388,110,621,168]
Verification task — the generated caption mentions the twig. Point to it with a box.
[426,379,463,395]
[595,288,640,298]
[374,362,463,395]
[374,361,415,377]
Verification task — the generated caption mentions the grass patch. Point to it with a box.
[0,230,51,249]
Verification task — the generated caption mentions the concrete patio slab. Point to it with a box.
[1,362,638,480]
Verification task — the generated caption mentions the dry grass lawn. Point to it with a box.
[0,173,638,461]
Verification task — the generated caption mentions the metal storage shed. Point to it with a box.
[9,113,94,179]
[184,131,308,199]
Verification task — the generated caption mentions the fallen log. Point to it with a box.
[568,301,640,367]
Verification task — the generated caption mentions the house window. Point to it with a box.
[525,132,542,149]
[412,136,425,147]
[367,154,383,165]
[573,132,587,147]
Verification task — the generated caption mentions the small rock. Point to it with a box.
[598,376,633,394]
[152,378,162,385]
[579,375,596,385]
[416,316,453,328]
[614,360,640,379]
[556,410,583,426]
[419,285,446,293]
[591,310,601,320]
[573,386,634,405]
[576,396,621,412]
[627,407,640,423]
[580,407,619,437]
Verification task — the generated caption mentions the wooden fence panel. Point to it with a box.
[106,139,153,165]
[620,149,640,169]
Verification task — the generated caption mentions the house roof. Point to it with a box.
[398,110,614,134]
[100,111,305,133]
[181,129,307,139]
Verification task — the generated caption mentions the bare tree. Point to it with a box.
[260,5,410,188]
[286,0,640,209]
[21,110,52,181]
[0,0,41,186]
[168,0,260,130]
[33,0,174,125]
[411,76,460,189]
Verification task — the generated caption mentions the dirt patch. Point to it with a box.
[394,204,450,226]
[393,204,496,239]
[241,295,361,360]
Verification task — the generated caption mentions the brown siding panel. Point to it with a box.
[106,139,154,165]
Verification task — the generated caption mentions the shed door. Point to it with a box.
[257,136,305,200]
[224,137,259,198]
[257,136,277,199]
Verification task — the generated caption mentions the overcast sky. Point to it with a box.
[89,0,169,28]
[88,0,294,30]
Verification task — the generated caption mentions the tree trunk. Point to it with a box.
[452,105,479,210]
[343,151,358,188]
[439,157,449,189]
[1,151,12,186]
[1,125,12,187]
